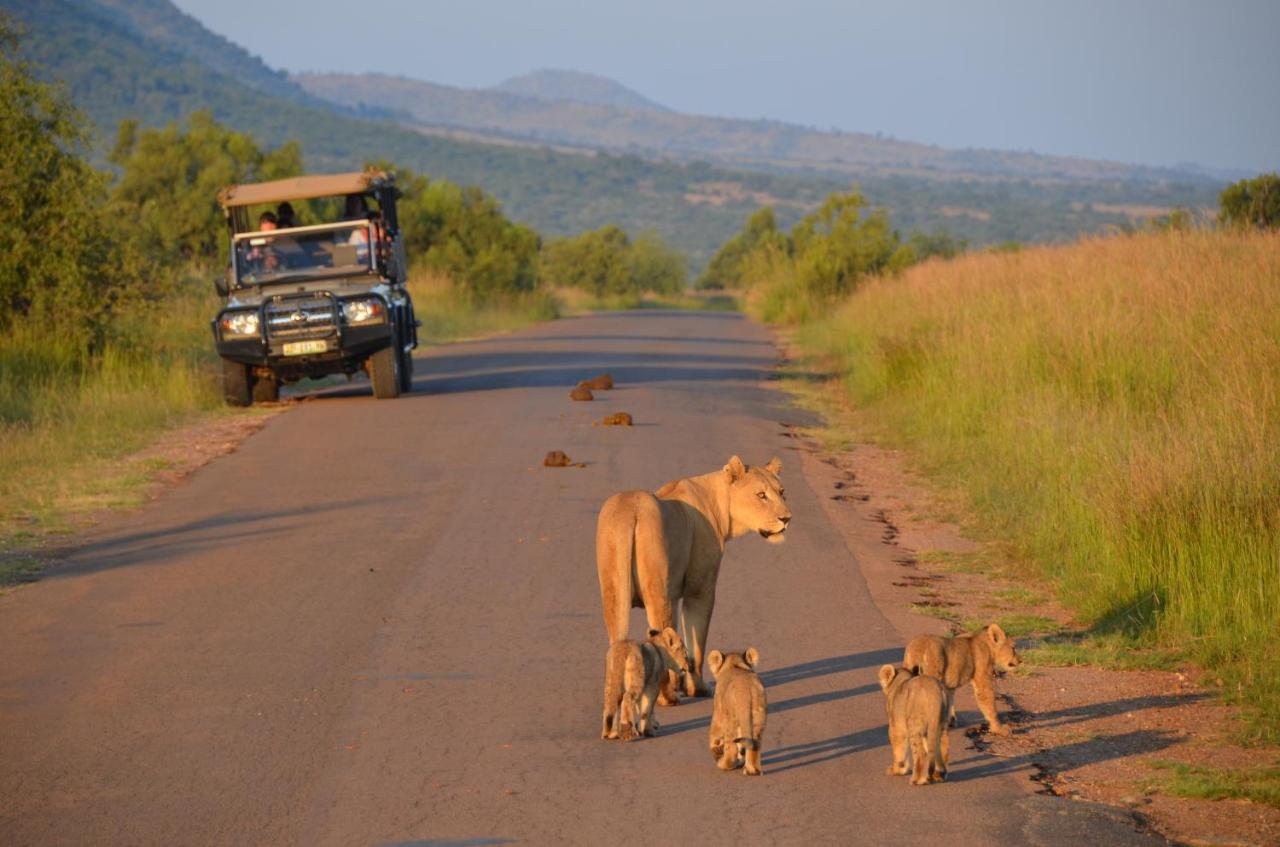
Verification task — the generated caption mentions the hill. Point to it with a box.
[1,0,1221,268]
[493,68,670,112]
[297,70,1209,186]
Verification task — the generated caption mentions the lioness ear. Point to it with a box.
[707,650,725,676]
[723,455,746,481]
[878,664,897,690]
[765,456,782,475]
[744,647,760,669]
[987,623,1007,644]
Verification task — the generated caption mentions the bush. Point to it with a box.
[1219,173,1280,230]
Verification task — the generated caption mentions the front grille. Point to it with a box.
[265,295,337,339]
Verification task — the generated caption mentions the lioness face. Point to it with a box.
[726,456,791,544]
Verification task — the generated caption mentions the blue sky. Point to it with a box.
[174,0,1279,174]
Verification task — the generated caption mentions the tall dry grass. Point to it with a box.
[0,283,225,536]
[797,229,1280,738]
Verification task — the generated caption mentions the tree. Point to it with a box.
[389,164,540,300]
[789,190,905,300]
[625,232,687,295]
[540,226,633,297]
[1219,173,1280,230]
[109,111,303,262]
[0,15,137,346]
[697,207,787,289]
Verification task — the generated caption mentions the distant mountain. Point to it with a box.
[1,0,1222,269]
[298,71,1212,187]
[84,0,312,104]
[493,68,670,113]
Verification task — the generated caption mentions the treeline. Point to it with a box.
[697,193,964,323]
[705,170,1279,325]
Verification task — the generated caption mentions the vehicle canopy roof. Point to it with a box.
[217,170,395,210]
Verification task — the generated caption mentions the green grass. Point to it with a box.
[1148,760,1280,808]
[785,230,1280,741]
[992,586,1047,606]
[1022,631,1184,672]
[958,614,1063,639]
[0,555,47,589]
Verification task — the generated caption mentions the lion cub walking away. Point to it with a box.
[570,384,594,401]
[707,648,767,775]
[903,623,1021,736]
[543,450,585,468]
[585,373,614,390]
[878,665,949,785]
[595,412,633,427]
[601,627,689,742]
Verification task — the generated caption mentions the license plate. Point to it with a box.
[282,339,328,356]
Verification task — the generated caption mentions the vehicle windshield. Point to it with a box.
[233,221,374,286]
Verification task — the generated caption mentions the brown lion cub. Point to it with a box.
[601,627,689,742]
[707,648,767,775]
[903,623,1021,736]
[878,665,949,785]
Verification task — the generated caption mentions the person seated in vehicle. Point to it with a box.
[275,201,298,229]
[342,194,377,262]
[244,211,279,270]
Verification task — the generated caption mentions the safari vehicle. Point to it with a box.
[212,170,418,405]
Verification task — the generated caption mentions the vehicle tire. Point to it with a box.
[222,359,253,407]
[367,343,400,399]
[252,373,279,403]
[398,345,414,394]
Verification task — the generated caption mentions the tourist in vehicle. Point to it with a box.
[275,202,297,229]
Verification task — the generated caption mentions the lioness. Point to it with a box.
[596,456,791,697]
[601,627,689,741]
[708,648,767,775]
[903,623,1021,736]
[878,664,949,785]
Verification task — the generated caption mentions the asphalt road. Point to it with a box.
[0,311,1165,846]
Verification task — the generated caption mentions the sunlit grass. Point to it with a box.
[1148,760,1280,808]
[790,229,1280,740]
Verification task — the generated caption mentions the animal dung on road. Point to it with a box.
[543,450,585,468]
[596,412,633,427]
[585,373,614,390]
[570,384,594,401]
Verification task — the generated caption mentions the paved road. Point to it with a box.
[0,311,1163,846]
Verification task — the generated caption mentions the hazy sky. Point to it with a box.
[173,0,1279,173]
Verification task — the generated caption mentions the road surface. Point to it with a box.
[0,311,1163,846]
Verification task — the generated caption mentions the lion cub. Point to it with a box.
[707,648,767,775]
[878,665,949,785]
[601,627,688,742]
[903,623,1021,736]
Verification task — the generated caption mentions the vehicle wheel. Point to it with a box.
[252,373,279,403]
[398,345,414,394]
[222,359,252,407]
[367,344,400,399]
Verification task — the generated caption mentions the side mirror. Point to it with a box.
[214,267,230,297]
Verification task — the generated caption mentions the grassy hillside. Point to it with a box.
[493,68,671,112]
[791,230,1280,737]
[296,70,1220,186]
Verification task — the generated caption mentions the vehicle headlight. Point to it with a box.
[342,298,385,326]
[219,310,260,337]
